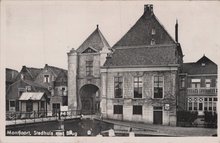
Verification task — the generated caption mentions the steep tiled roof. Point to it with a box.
[113,6,175,48]
[76,25,110,53]
[182,56,217,75]
[104,5,179,67]
[104,45,177,67]
[6,68,18,82]
[45,64,67,76]
[15,66,42,81]
[26,67,42,79]
[55,70,67,82]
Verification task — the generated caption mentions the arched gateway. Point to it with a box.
[79,84,100,115]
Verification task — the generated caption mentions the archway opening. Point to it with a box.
[79,84,100,115]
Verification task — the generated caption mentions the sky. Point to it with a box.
[2,1,220,71]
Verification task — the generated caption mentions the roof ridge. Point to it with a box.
[47,65,67,71]
[76,28,99,52]
[153,14,176,44]
[115,44,177,50]
[97,28,110,48]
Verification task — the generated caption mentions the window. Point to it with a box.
[191,79,201,88]
[153,106,163,110]
[44,75,50,83]
[62,96,68,106]
[154,76,163,98]
[20,74,24,80]
[113,105,123,114]
[86,61,93,76]
[209,102,212,111]
[214,98,217,101]
[114,76,123,98]
[9,100,15,107]
[151,39,156,45]
[26,86,31,91]
[134,76,143,98]
[151,28,156,35]
[204,102,208,111]
[194,102,198,110]
[205,79,211,88]
[41,101,45,109]
[61,87,66,96]
[180,77,185,88]
[213,102,216,111]
[18,88,26,97]
[188,102,192,111]
[204,98,208,101]
[133,105,142,115]
[199,103,203,111]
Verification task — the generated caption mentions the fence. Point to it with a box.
[6,110,82,125]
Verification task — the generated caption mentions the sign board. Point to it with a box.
[164,104,170,110]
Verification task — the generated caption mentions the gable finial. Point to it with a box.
[97,24,99,29]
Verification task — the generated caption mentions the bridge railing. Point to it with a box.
[6,110,82,125]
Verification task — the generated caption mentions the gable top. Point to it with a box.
[6,68,19,82]
[55,70,68,82]
[182,55,217,75]
[113,5,176,48]
[44,64,67,76]
[15,66,42,81]
[76,25,110,53]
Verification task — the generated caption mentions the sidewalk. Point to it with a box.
[97,118,217,137]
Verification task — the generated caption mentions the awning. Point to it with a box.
[19,92,45,101]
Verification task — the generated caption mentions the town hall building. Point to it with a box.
[67,4,183,126]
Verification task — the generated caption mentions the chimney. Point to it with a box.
[144,4,153,16]
[175,19,178,43]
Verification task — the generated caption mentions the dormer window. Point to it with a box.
[44,75,50,83]
[20,74,24,80]
[26,86,31,91]
[151,39,156,45]
[151,28,156,35]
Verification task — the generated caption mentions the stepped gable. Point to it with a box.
[76,25,110,53]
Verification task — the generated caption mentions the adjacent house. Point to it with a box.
[6,68,18,91]
[179,55,218,115]
[14,66,42,81]
[51,70,68,114]
[34,64,68,113]
[6,79,50,115]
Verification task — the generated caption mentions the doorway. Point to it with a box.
[153,106,163,124]
[79,84,100,115]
